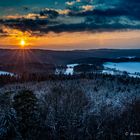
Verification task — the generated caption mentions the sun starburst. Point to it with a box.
[20,39,26,48]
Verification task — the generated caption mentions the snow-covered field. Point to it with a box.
[0,71,14,76]
[64,64,79,75]
[103,62,140,77]
[104,62,140,73]
[56,62,140,78]
[55,64,79,75]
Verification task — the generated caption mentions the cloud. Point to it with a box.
[66,1,75,6]
[81,5,94,11]
[0,0,140,37]
[39,9,59,18]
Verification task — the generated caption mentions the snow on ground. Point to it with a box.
[55,62,140,78]
[103,62,140,78]
[64,64,79,75]
[117,56,136,59]
[0,71,14,76]
[102,70,119,75]
[103,62,140,74]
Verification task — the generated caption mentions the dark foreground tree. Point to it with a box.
[0,92,21,140]
[13,90,41,140]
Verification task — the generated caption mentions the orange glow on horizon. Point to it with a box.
[0,30,140,49]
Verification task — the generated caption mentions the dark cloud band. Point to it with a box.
[0,0,140,36]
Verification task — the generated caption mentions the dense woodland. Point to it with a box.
[0,73,140,140]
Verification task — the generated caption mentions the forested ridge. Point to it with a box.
[0,74,140,140]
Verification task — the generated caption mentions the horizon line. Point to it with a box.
[0,48,140,51]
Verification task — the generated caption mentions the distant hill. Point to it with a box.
[0,49,140,65]
[0,48,140,74]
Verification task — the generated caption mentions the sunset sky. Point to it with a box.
[0,0,140,50]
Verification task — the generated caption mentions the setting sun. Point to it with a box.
[20,39,26,48]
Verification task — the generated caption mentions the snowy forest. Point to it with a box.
[0,73,140,140]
